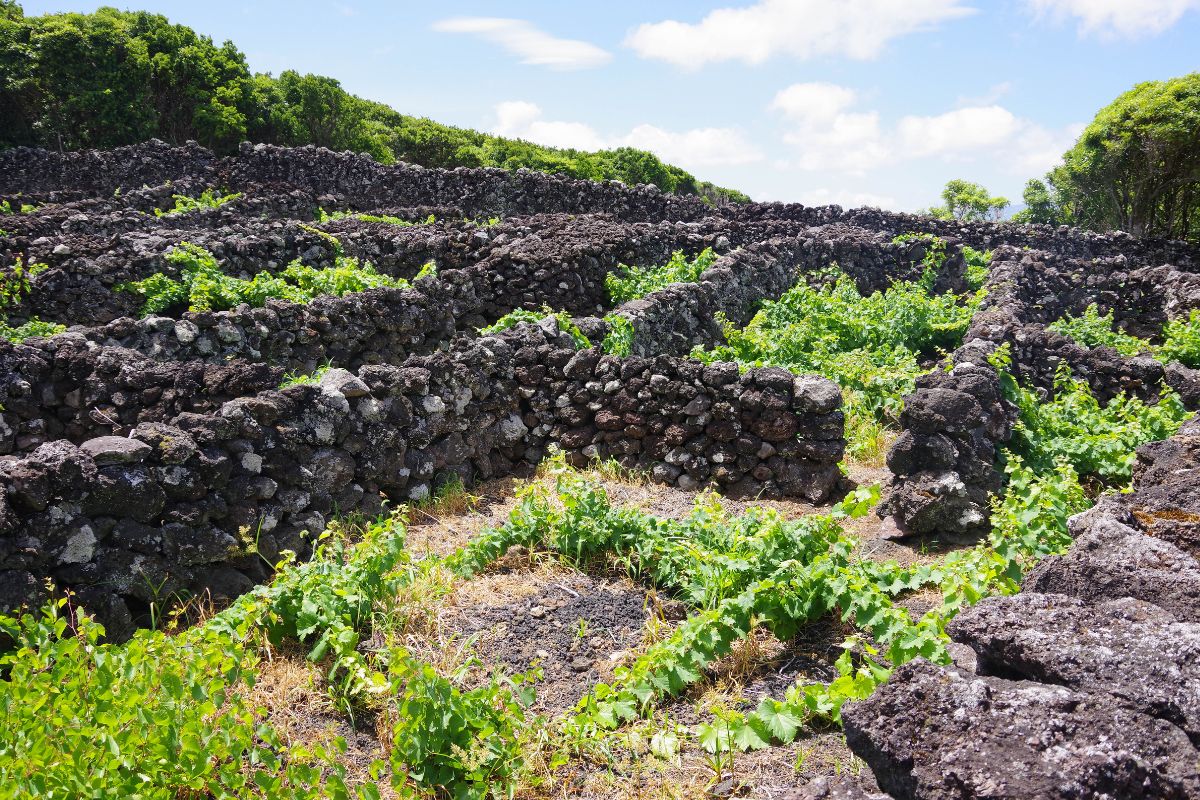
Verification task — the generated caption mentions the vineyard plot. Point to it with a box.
[1,142,1199,799]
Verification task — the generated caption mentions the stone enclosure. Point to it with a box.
[3,140,1200,798]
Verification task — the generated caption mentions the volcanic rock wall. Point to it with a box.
[815,418,1200,800]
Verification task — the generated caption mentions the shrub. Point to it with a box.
[118,243,410,316]
[153,188,242,217]
[605,248,717,304]
[1047,304,1148,356]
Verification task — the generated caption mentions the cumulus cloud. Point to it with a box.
[625,0,975,69]
[770,82,1083,176]
[432,17,612,70]
[897,106,1021,158]
[493,101,608,151]
[1025,0,1200,38]
[769,83,889,173]
[490,101,763,169]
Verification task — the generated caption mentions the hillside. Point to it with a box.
[0,2,749,203]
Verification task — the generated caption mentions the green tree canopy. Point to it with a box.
[924,179,1009,222]
[0,4,747,202]
[1047,73,1200,240]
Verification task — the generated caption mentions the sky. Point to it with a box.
[20,0,1200,211]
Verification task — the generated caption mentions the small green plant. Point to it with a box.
[1159,309,1200,368]
[0,200,37,214]
[962,245,992,291]
[153,188,242,217]
[317,208,435,226]
[600,313,634,356]
[280,359,334,389]
[1047,304,1148,357]
[1,256,48,312]
[0,317,66,343]
[606,247,718,303]
[480,306,592,349]
[118,243,410,316]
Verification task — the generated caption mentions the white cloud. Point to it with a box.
[898,106,1021,158]
[623,124,763,166]
[1026,0,1200,38]
[769,82,1084,179]
[625,0,975,69]
[769,83,889,173]
[432,17,612,70]
[956,81,1013,107]
[490,102,763,170]
[795,187,899,209]
[493,101,608,151]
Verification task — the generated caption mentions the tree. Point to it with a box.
[0,5,749,202]
[1011,179,1067,225]
[925,179,1009,222]
[1046,73,1200,241]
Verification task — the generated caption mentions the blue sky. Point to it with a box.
[20,0,1200,210]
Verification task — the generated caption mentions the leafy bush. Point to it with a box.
[1159,309,1200,368]
[0,256,48,312]
[0,317,65,342]
[1047,303,1148,356]
[695,268,983,459]
[118,243,410,316]
[0,200,37,214]
[479,306,591,349]
[0,601,351,799]
[317,209,435,226]
[962,245,992,291]
[996,349,1190,482]
[153,188,242,217]
[605,247,718,304]
[600,314,634,356]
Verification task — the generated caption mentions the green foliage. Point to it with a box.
[280,359,333,389]
[387,653,535,799]
[317,208,435,226]
[153,188,242,217]
[0,199,36,213]
[1047,303,1148,356]
[1047,72,1200,241]
[1000,355,1190,483]
[924,179,1009,222]
[1159,309,1200,368]
[962,245,992,291]
[0,7,747,201]
[0,255,46,311]
[0,317,64,342]
[479,306,592,349]
[600,313,634,356]
[605,247,718,304]
[118,243,408,315]
[0,600,353,799]
[0,256,57,341]
[1010,178,1067,226]
[694,268,982,459]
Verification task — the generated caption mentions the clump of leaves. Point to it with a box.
[118,243,410,316]
[1159,309,1200,368]
[280,359,334,389]
[0,200,38,214]
[606,247,718,303]
[0,600,353,798]
[480,306,592,349]
[600,313,634,356]
[0,256,48,311]
[962,245,992,291]
[1047,303,1148,357]
[317,208,436,226]
[153,188,242,217]
[0,318,65,343]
